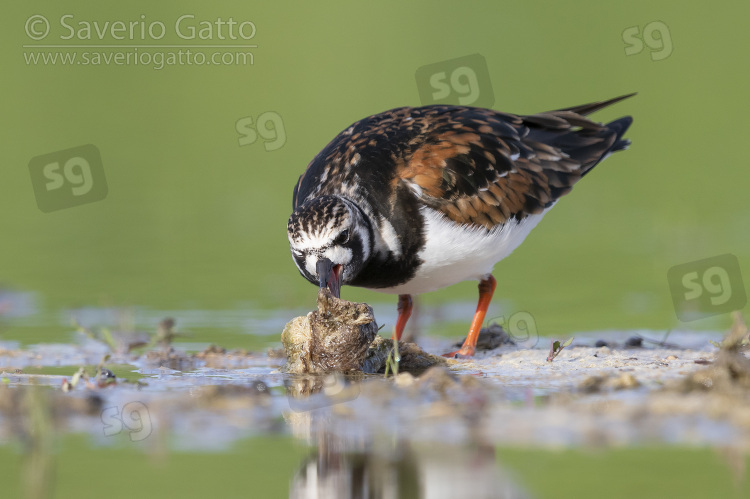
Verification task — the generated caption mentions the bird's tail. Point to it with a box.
[606,116,633,153]
[577,115,633,177]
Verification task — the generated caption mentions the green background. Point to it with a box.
[3,1,749,344]
[2,2,750,497]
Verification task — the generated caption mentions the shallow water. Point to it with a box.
[1,327,748,497]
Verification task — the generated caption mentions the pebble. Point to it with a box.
[625,337,643,348]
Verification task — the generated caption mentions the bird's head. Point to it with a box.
[287,195,372,298]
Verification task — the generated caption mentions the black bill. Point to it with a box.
[316,258,342,299]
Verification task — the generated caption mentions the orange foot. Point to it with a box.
[442,275,497,360]
[441,345,476,359]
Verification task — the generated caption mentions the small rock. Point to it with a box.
[454,323,513,351]
[625,336,643,348]
[594,340,609,348]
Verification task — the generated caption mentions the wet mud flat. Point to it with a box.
[1,302,750,496]
[0,321,747,448]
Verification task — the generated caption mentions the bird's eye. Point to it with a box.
[333,229,350,246]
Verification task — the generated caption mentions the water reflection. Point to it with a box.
[285,375,530,499]
[289,431,530,499]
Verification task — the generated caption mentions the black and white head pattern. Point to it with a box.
[287,195,372,286]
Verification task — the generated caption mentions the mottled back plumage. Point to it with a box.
[293,94,633,230]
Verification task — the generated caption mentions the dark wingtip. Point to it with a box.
[576,115,633,177]
[606,116,634,152]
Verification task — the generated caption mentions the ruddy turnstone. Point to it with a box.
[287,94,634,357]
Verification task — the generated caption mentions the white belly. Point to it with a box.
[375,206,551,295]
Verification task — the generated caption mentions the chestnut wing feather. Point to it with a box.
[397,104,631,229]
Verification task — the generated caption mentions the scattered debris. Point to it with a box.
[202,345,227,355]
[384,337,400,377]
[144,348,197,370]
[74,319,150,354]
[140,343,267,370]
[709,312,750,351]
[150,317,184,349]
[97,367,116,388]
[546,337,574,362]
[59,356,118,392]
[672,312,750,394]
[267,347,286,358]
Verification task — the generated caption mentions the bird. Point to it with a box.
[287,94,634,358]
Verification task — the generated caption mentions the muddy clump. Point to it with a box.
[281,289,447,374]
[362,336,448,374]
[282,289,379,373]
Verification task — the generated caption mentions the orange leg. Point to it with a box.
[392,294,413,341]
[443,275,497,358]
